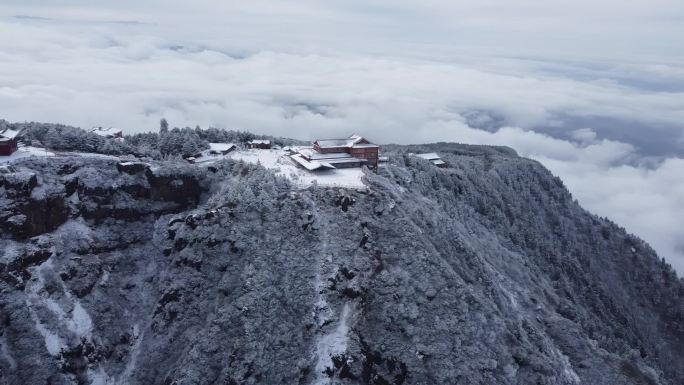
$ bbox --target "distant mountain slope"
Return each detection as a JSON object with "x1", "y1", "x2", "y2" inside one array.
[{"x1": 0, "y1": 142, "x2": 682, "y2": 385}]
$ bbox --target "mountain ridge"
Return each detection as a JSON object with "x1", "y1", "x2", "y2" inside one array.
[{"x1": 1, "y1": 139, "x2": 682, "y2": 385}]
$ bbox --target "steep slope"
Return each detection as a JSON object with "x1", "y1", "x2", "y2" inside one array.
[{"x1": 0, "y1": 144, "x2": 682, "y2": 385}]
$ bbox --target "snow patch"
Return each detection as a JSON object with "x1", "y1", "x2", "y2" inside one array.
[
  {"x1": 312, "y1": 303, "x2": 353, "y2": 384},
  {"x1": 560, "y1": 354, "x2": 581, "y2": 384},
  {"x1": 498, "y1": 283, "x2": 519, "y2": 310},
  {"x1": 69, "y1": 302, "x2": 94, "y2": 338},
  {"x1": 66, "y1": 151, "x2": 121, "y2": 160},
  {"x1": 67, "y1": 191, "x2": 80, "y2": 204},
  {"x1": 191, "y1": 153, "x2": 227, "y2": 164},
  {"x1": 30, "y1": 185, "x2": 48, "y2": 200},
  {"x1": 0, "y1": 145, "x2": 54, "y2": 164},
  {"x1": 25, "y1": 259, "x2": 65, "y2": 356},
  {"x1": 54, "y1": 218, "x2": 94, "y2": 242},
  {"x1": 98, "y1": 270, "x2": 110, "y2": 286},
  {"x1": 88, "y1": 365, "x2": 114, "y2": 385},
  {"x1": 550, "y1": 343, "x2": 581, "y2": 384},
  {"x1": 0, "y1": 242, "x2": 22, "y2": 264},
  {"x1": 30, "y1": 313, "x2": 64, "y2": 356},
  {"x1": 25, "y1": 256, "x2": 95, "y2": 358},
  {"x1": 208, "y1": 142, "x2": 236, "y2": 152}
]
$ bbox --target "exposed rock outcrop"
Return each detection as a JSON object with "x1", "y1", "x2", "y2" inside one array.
[{"x1": 0, "y1": 157, "x2": 204, "y2": 239}]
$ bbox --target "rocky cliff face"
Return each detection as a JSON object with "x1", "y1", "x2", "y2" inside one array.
[
  {"x1": 0, "y1": 145, "x2": 682, "y2": 385},
  {"x1": 0, "y1": 158, "x2": 202, "y2": 239}
]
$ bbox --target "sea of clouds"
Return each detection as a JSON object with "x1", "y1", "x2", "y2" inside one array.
[{"x1": 0, "y1": 1, "x2": 683, "y2": 271}]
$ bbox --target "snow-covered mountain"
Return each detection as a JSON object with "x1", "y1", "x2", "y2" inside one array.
[{"x1": 1, "y1": 139, "x2": 682, "y2": 385}]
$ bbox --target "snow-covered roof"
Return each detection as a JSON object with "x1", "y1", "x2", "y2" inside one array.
[
  {"x1": 0, "y1": 128, "x2": 21, "y2": 139},
  {"x1": 415, "y1": 153, "x2": 441, "y2": 161},
  {"x1": 296, "y1": 149, "x2": 367, "y2": 167},
  {"x1": 351, "y1": 143, "x2": 379, "y2": 148},
  {"x1": 248, "y1": 139, "x2": 271, "y2": 145},
  {"x1": 290, "y1": 154, "x2": 335, "y2": 171},
  {"x1": 432, "y1": 159, "x2": 446, "y2": 165},
  {"x1": 299, "y1": 148, "x2": 353, "y2": 160},
  {"x1": 315, "y1": 138, "x2": 353, "y2": 148},
  {"x1": 314, "y1": 134, "x2": 377, "y2": 149},
  {"x1": 90, "y1": 127, "x2": 122, "y2": 137},
  {"x1": 191, "y1": 147, "x2": 235, "y2": 163},
  {"x1": 208, "y1": 142, "x2": 236, "y2": 152}
]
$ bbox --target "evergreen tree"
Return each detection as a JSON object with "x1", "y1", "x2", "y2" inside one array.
[{"x1": 160, "y1": 118, "x2": 169, "y2": 135}]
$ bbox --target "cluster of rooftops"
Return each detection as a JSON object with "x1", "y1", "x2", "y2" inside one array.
[
  {"x1": 1, "y1": 127, "x2": 447, "y2": 171},
  {"x1": 190, "y1": 133, "x2": 447, "y2": 172},
  {"x1": 289, "y1": 134, "x2": 380, "y2": 171}
]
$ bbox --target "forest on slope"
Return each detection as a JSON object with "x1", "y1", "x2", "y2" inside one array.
[
  {"x1": 0, "y1": 124, "x2": 682, "y2": 385},
  {"x1": 1, "y1": 119, "x2": 300, "y2": 159}
]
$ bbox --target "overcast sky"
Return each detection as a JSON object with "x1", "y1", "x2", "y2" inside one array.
[{"x1": 1, "y1": 1, "x2": 683, "y2": 272}]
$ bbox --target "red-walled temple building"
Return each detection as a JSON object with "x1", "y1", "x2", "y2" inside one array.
[
  {"x1": 290, "y1": 134, "x2": 380, "y2": 171},
  {"x1": 0, "y1": 128, "x2": 21, "y2": 156}
]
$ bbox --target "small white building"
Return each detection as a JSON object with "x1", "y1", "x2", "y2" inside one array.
[
  {"x1": 187, "y1": 143, "x2": 236, "y2": 164},
  {"x1": 208, "y1": 142, "x2": 236, "y2": 155},
  {"x1": 415, "y1": 153, "x2": 447, "y2": 168},
  {"x1": 90, "y1": 127, "x2": 123, "y2": 139},
  {"x1": 247, "y1": 140, "x2": 271, "y2": 149}
]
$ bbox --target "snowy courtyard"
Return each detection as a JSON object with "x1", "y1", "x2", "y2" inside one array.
[{"x1": 228, "y1": 149, "x2": 367, "y2": 189}]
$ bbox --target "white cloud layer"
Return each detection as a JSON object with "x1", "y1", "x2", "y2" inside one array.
[{"x1": 0, "y1": 2, "x2": 682, "y2": 272}]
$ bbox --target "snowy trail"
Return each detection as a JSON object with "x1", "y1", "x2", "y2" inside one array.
[
  {"x1": 309, "y1": 203, "x2": 356, "y2": 385},
  {"x1": 313, "y1": 303, "x2": 353, "y2": 385}
]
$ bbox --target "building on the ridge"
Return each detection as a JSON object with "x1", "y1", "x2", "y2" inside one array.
[
  {"x1": 90, "y1": 126, "x2": 123, "y2": 139},
  {"x1": 247, "y1": 139, "x2": 271, "y2": 149},
  {"x1": 289, "y1": 153, "x2": 336, "y2": 171},
  {"x1": 312, "y1": 134, "x2": 379, "y2": 168},
  {"x1": 185, "y1": 143, "x2": 236, "y2": 164},
  {"x1": 289, "y1": 134, "x2": 380, "y2": 171},
  {"x1": 207, "y1": 142, "x2": 236, "y2": 155},
  {"x1": 414, "y1": 152, "x2": 447, "y2": 168},
  {"x1": 0, "y1": 128, "x2": 22, "y2": 156}
]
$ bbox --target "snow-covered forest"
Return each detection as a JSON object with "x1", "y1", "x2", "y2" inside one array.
[
  {"x1": 1, "y1": 123, "x2": 683, "y2": 385},
  {"x1": 1, "y1": 119, "x2": 301, "y2": 159}
]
